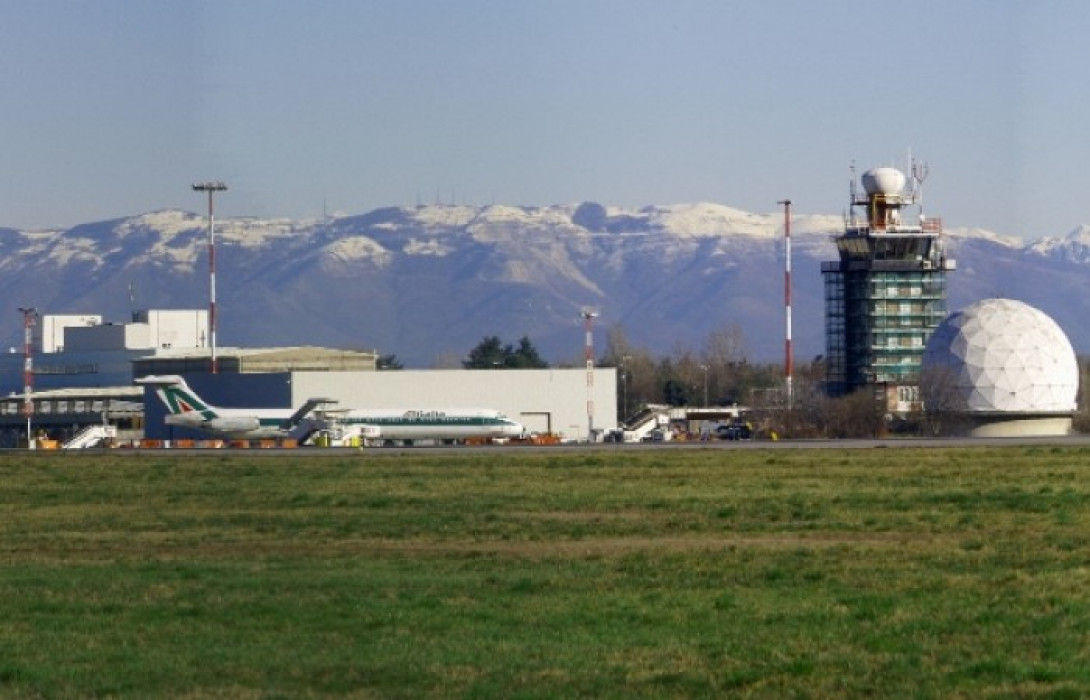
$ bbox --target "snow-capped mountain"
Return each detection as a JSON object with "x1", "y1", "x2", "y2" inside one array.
[
  {"x1": 1, "y1": 203, "x2": 1085, "y2": 367},
  {"x1": 1024, "y1": 225, "x2": 1090, "y2": 265}
]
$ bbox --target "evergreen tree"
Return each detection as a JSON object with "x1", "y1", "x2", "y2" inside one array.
[
  {"x1": 463, "y1": 335, "x2": 549, "y2": 369},
  {"x1": 509, "y1": 336, "x2": 549, "y2": 368},
  {"x1": 377, "y1": 353, "x2": 404, "y2": 370},
  {"x1": 663, "y1": 379, "x2": 689, "y2": 407},
  {"x1": 463, "y1": 336, "x2": 508, "y2": 369}
]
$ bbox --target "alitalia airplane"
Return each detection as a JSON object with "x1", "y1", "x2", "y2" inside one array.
[{"x1": 136, "y1": 374, "x2": 526, "y2": 443}]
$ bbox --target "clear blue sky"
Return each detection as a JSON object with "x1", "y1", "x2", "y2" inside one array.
[{"x1": 1, "y1": 0, "x2": 1086, "y2": 240}]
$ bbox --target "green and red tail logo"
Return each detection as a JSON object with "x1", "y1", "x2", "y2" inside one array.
[{"x1": 159, "y1": 385, "x2": 218, "y2": 421}]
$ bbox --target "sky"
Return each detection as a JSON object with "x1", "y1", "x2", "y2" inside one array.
[{"x1": 1, "y1": 0, "x2": 1088, "y2": 240}]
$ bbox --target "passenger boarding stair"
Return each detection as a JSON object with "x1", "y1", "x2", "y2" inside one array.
[
  {"x1": 280, "y1": 398, "x2": 342, "y2": 444},
  {"x1": 62, "y1": 424, "x2": 118, "y2": 449},
  {"x1": 287, "y1": 403, "x2": 382, "y2": 446},
  {"x1": 621, "y1": 404, "x2": 670, "y2": 442}
]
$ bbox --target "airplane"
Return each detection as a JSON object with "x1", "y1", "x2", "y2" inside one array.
[
  {"x1": 135, "y1": 374, "x2": 526, "y2": 443},
  {"x1": 135, "y1": 374, "x2": 348, "y2": 440}
]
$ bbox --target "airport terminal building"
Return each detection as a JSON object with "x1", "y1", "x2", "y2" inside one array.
[{"x1": 0, "y1": 309, "x2": 617, "y2": 445}]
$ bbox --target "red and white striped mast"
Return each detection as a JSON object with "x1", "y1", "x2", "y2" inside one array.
[
  {"x1": 192, "y1": 181, "x2": 228, "y2": 374},
  {"x1": 18, "y1": 307, "x2": 37, "y2": 448},
  {"x1": 581, "y1": 308, "x2": 598, "y2": 442},
  {"x1": 778, "y1": 199, "x2": 794, "y2": 409}
]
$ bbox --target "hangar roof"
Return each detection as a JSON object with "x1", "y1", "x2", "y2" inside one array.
[{"x1": 132, "y1": 346, "x2": 379, "y2": 374}]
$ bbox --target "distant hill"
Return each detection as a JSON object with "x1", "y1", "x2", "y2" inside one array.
[{"x1": 2, "y1": 203, "x2": 1086, "y2": 367}]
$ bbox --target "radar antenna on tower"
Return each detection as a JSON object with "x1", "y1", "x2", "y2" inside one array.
[
  {"x1": 911, "y1": 159, "x2": 929, "y2": 215},
  {"x1": 912, "y1": 159, "x2": 929, "y2": 184},
  {"x1": 848, "y1": 161, "x2": 858, "y2": 227}
]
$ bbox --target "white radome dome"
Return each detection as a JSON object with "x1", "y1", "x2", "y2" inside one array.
[
  {"x1": 922, "y1": 299, "x2": 1078, "y2": 414},
  {"x1": 861, "y1": 167, "x2": 906, "y2": 197}
]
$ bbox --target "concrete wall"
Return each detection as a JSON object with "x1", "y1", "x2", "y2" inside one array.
[
  {"x1": 39, "y1": 309, "x2": 206, "y2": 354},
  {"x1": 41, "y1": 315, "x2": 102, "y2": 353},
  {"x1": 66, "y1": 323, "x2": 150, "y2": 352},
  {"x1": 135, "y1": 309, "x2": 208, "y2": 350},
  {"x1": 966, "y1": 415, "x2": 1074, "y2": 438},
  {"x1": 0, "y1": 348, "x2": 151, "y2": 394}
]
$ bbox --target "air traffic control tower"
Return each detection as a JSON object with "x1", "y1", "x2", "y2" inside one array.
[{"x1": 821, "y1": 163, "x2": 956, "y2": 409}]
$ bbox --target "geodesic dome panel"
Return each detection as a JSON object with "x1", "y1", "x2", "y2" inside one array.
[{"x1": 921, "y1": 298, "x2": 1078, "y2": 413}]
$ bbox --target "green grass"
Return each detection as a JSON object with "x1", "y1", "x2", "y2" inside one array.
[{"x1": 0, "y1": 446, "x2": 1088, "y2": 698}]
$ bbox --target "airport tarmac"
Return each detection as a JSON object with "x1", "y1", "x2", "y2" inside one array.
[{"x1": 23, "y1": 432, "x2": 1090, "y2": 457}]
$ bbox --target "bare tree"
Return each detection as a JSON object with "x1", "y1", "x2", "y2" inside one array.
[
  {"x1": 670, "y1": 341, "x2": 704, "y2": 405},
  {"x1": 702, "y1": 323, "x2": 749, "y2": 367},
  {"x1": 430, "y1": 350, "x2": 463, "y2": 369},
  {"x1": 700, "y1": 323, "x2": 751, "y2": 405},
  {"x1": 918, "y1": 364, "x2": 969, "y2": 436},
  {"x1": 819, "y1": 389, "x2": 886, "y2": 438},
  {"x1": 602, "y1": 323, "x2": 636, "y2": 365},
  {"x1": 1073, "y1": 356, "x2": 1090, "y2": 433}
]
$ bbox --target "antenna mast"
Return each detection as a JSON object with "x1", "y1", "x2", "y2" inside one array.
[
  {"x1": 778, "y1": 200, "x2": 794, "y2": 411},
  {"x1": 911, "y1": 159, "x2": 929, "y2": 216}
]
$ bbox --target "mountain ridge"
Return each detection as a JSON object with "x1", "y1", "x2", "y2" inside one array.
[{"x1": 2, "y1": 203, "x2": 1086, "y2": 368}]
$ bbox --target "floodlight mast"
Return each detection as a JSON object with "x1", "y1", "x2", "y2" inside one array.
[
  {"x1": 18, "y1": 307, "x2": 37, "y2": 448},
  {"x1": 620, "y1": 354, "x2": 632, "y2": 421},
  {"x1": 192, "y1": 181, "x2": 228, "y2": 374},
  {"x1": 581, "y1": 309, "x2": 598, "y2": 442}
]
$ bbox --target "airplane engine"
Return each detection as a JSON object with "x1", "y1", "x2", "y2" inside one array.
[{"x1": 207, "y1": 416, "x2": 262, "y2": 433}]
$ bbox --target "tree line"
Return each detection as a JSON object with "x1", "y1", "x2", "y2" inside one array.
[{"x1": 385, "y1": 326, "x2": 1090, "y2": 439}]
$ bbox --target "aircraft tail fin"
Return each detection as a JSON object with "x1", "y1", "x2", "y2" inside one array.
[{"x1": 134, "y1": 375, "x2": 219, "y2": 421}]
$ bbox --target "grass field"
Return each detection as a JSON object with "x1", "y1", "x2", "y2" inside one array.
[{"x1": 0, "y1": 446, "x2": 1088, "y2": 698}]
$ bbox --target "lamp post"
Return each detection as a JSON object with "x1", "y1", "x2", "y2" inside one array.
[
  {"x1": 192, "y1": 181, "x2": 228, "y2": 373},
  {"x1": 700, "y1": 364, "x2": 709, "y2": 407},
  {"x1": 18, "y1": 307, "x2": 37, "y2": 448},
  {"x1": 581, "y1": 309, "x2": 598, "y2": 442},
  {"x1": 620, "y1": 354, "x2": 632, "y2": 423}
]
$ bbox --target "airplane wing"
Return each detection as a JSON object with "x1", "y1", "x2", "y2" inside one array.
[{"x1": 281, "y1": 397, "x2": 338, "y2": 430}]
